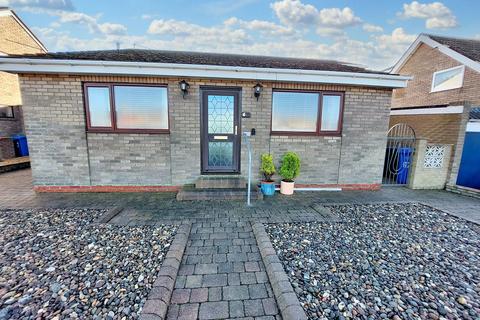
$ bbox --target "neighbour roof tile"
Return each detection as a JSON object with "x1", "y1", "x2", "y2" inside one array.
[
  {"x1": 6, "y1": 49, "x2": 387, "y2": 74},
  {"x1": 428, "y1": 34, "x2": 480, "y2": 62}
]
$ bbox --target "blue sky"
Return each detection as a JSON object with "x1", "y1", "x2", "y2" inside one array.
[{"x1": 2, "y1": 0, "x2": 479, "y2": 69}]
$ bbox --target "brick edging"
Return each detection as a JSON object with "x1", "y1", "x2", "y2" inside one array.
[
  {"x1": 140, "y1": 223, "x2": 191, "y2": 319},
  {"x1": 252, "y1": 222, "x2": 308, "y2": 320}
]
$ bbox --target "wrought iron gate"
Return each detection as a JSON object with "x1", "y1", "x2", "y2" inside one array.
[{"x1": 382, "y1": 123, "x2": 416, "y2": 185}]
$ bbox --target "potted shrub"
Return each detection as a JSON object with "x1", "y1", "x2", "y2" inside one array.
[
  {"x1": 279, "y1": 152, "x2": 300, "y2": 195},
  {"x1": 260, "y1": 153, "x2": 276, "y2": 196}
]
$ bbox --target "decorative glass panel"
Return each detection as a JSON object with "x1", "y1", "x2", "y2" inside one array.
[
  {"x1": 432, "y1": 66, "x2": 464, "y2": 92},
  {"x1": 114, "y1": 86, "x2": 168, "y2": 129},
  {"x1": 87, "y1": 87, "x2": 111, "y2": 127},
  {"x1": 208, "y1": 95, "x2": 234, "y2": 134},
  {"x1": 424, "y1": 145, "x2": 446, "y2": 168},
  {"x1": 321, "y1": 95, "x2": 341, "y2": 131},
  {"x1": 272, "y1": 92, "x2": 318, "y2": 132},
  {"x1": 208, "y1": 142, "x2": 233, "y2": 167},
  {"x1": 0, "y1": 106, "x2": 14, "y2": 118}
]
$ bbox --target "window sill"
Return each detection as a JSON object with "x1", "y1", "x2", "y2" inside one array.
[
  {"x1": 430, "y1": 87, "x2": 462, "y2": 93},
  {"x1": 270, "y1": 131, "x2": 342, "y2": 137}
]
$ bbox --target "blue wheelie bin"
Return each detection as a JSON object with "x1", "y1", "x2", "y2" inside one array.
[
  {"x1": 396, "y1": 147, "x2": 412, "y2": 184},
  {"x1": 11, "y1": 134, "x2": 29, "y2": 157}
]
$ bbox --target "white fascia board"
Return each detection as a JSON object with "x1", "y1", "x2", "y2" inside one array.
[
  {"x1": 0, "y1": 58, "x2": 411, "y2": 88},
  {"x1": 392, "y1": 34, "x2": 480, "y2": 74},
  {"x1": 390, "y1": 105, "x2": 464, "y2": 116}
]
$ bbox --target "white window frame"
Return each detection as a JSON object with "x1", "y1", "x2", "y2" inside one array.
[{"x1": 430, "y1": 65, "x2": 465, "y2": 93}]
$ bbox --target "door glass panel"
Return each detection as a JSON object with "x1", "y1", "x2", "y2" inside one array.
[
  {"x1": 208, "y1": 142, "x2": 233, "y2": 167},
  {"x1": 208, "y1": 95, "x2": 234, "y2": 134}
]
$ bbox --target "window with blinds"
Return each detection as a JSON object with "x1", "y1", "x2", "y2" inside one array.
[
  {"x1": 84, "y1": 83, "x2": 169, "y2": 132},
  {"x1": 271, "y1": 90, "x2": 344, "y2": 135}
]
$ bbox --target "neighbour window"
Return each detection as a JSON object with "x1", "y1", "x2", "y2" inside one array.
[
  {"x1": 0, "y1": 106, "x2": 14, "y2": 119},
  {"x1": 84, "y1": 83, "x2": 169, "y2": 132},
  {"x1": 271, "y1": 90, "x2": 343, "y2": 135},
  {"x1": 431, "y1": 65, "x2": 464, "y2": 93}
]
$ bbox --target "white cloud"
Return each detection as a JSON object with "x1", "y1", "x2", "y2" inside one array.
[
  {"x1": 317, "y1": 7, "x2": 361, "y2": 28},
  {"x1": 399, "y1": 1, "x2": 457, "y2": 29},
  {"x1": 271, "y1": 0, "x2": 318, "y2": 26},
  {"x1": 98, "y1": 22, "x2": 127, "y2": 35},
  {"x1": 0, "y1": 0, "x2": 73, "y2": 10},
  {"x1": 270, "y1": 0, "x2": 361, "y2": 36},
  {"x1": 363, "y1": 23, "x2": 383, "y2": 33},
  {"x1": 36, "y1": 10, "x2": 127, "y2": 35},
  {"x1": 224, "y1": 17, "x2": 296, "y2": 37},
  {"x1": 373, "y1": 27, "x2": 417, "y2": 64},
  {"x1": 148, "y1": 19, "x2": 249, "y2": 45}
]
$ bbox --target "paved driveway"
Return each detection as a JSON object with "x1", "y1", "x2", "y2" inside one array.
[
  {"x1": 2, "y1": 169, "x2": 479, "y2": 319},
  {"x1": 1, "y1": 169, "x2": 479, "y2": 225}
]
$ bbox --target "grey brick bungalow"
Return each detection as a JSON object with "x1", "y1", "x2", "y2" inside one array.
[{"x1": 0, "y1": 50, "x2": 409, "y2": 192}]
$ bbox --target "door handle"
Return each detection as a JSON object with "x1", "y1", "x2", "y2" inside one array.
[{"x1": 235, "y1": 125, "x2": 238, "y2": 135}]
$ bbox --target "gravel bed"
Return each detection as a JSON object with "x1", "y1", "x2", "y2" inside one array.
[
  {"x1": 266, "y1": 203, "x2": 480, "y2": 320},
  {"x1": 0, "y1": 208, "x2": 177, "y2": 319}
]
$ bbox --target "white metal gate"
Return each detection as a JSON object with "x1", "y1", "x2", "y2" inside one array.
[{"x1": 382, "y1": 123, "x2": 416, "y2": 185}]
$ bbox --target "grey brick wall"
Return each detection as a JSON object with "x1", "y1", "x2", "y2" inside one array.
[
  {"x1": 338, "y1": 89, "x2": 392, "y2": 184},
  {"x1": 269, "y1": 136, "x2": 341, "y2": 184},
  {"x1": 19, "y1": 74, "x2": 392, "y2": 187},
  {"x1": 19, "y1": 75, "x2": 90, "y2": 186},
  {"x1": 87, "y1": 133, "x2": 171, "y2": 185}
]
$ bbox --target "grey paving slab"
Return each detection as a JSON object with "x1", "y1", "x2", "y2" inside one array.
[{"x1": 168, "y1": 220, "x2": 281, "y2": 319}]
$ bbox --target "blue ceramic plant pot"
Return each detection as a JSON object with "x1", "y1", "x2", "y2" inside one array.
[{"x1": 260, "y1": 181, "x2": 276, "y2": 196}]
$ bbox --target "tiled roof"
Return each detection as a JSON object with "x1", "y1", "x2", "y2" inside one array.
[
  {"x1": 6, "y1": 49, "x2": 386, "y2": 74},
  {"x1": 428, "y1": 34, "x2": 480, "y2": 62}
]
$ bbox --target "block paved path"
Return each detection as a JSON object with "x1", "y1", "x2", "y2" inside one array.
[{"x1": 166, "y1": 220, "x2": 280, "y2": 320}]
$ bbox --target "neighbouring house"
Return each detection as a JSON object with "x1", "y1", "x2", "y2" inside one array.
[
  {"x1": 0, "y1": 7, "x2": 47, "y2": 162},
  {"x1": 0, "y1": 49, "x2": 409, "y2": 193},
  {"x1": 390, "y1": 34, "x2": 480, "y2": 193}
]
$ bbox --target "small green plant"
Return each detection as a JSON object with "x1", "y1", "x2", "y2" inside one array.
[
  {"x1": 279, "y1": 152, "x2": 300, "y2": 182},
  {"x1": 260, "y1": 153, "x2": 276, "y2": 182}
]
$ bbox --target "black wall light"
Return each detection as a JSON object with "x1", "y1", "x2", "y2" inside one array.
[
  {"x1": 179, "y1": 80, "x2": 190, "y2": 99},
  {"x1": 253, "y1": 83, "x2": 263, "y2": 101}
]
